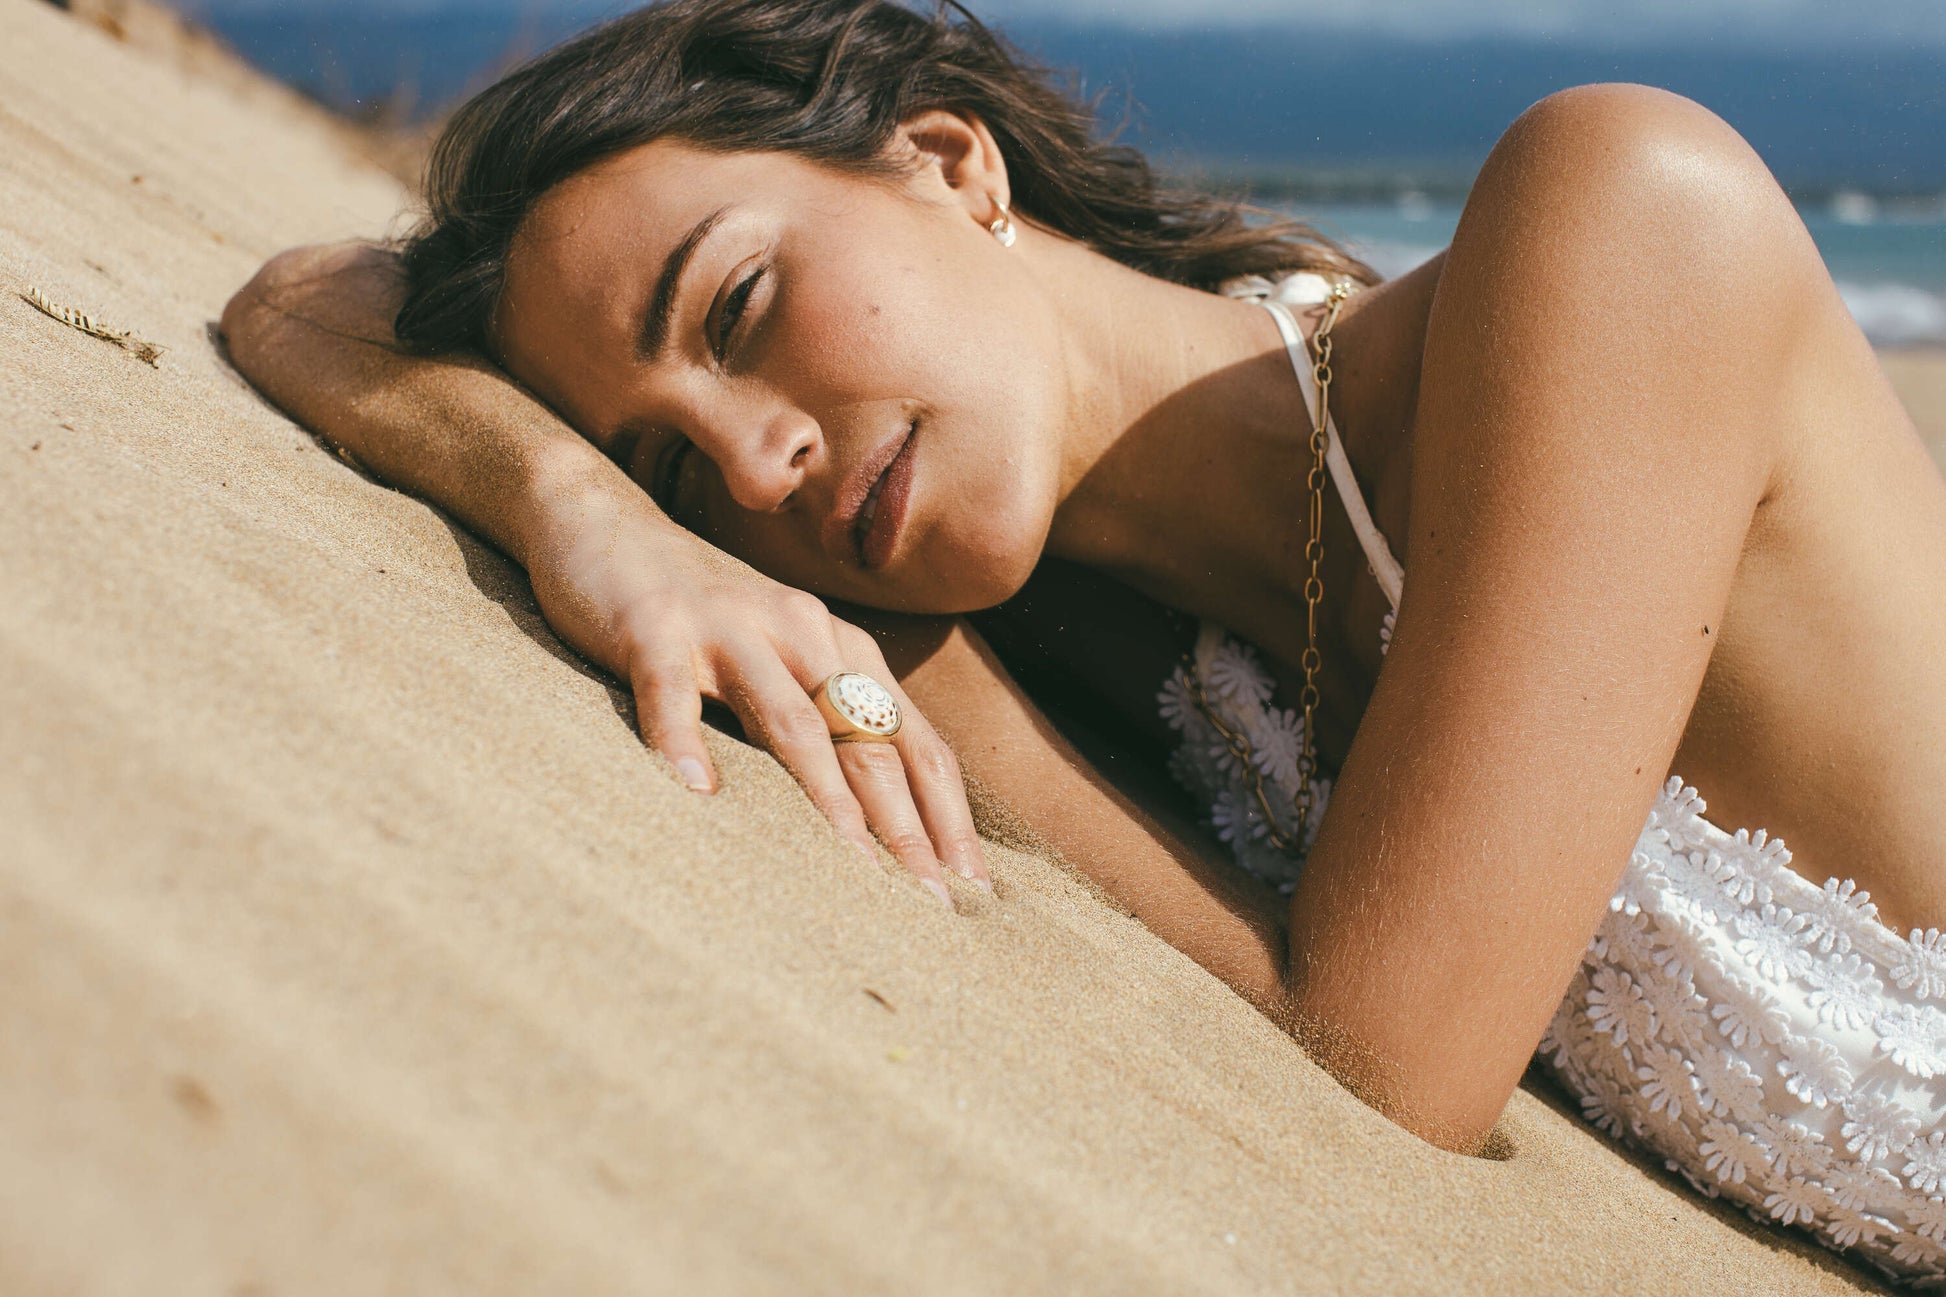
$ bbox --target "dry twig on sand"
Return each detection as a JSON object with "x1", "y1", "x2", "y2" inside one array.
[{"x1": 20, "y1": 285, "x2": 164, "y2": 367}]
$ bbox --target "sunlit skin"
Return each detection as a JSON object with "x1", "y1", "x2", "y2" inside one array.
[
  {"x1": 492, "y1": 88, "x2": 1946, "y2": 1148},
  {"x1": 230, "y1": 83, "x2": 1946, "y2": 1153},
  {"x1": 493, "y1": 113, "x2": 1341, "y2": 625}
]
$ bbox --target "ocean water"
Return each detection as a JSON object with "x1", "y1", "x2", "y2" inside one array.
[
  {"x1": 182, "y1": 4, "x2": 1945, "y2": 345},
  {"x1": 1295, "y1": 200, "x2": 1946, "y2": 347}
]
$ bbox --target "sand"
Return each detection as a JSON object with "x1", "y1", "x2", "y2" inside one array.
[
  {"x1": 1884, "y1": 349, "x2": 1946, "y2": 464},
  {"x1": 3, "y1": 2, "x2": 1940, "y2": 1292}
]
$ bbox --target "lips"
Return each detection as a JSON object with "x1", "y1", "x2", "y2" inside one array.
[
  {"x1": 857, "y1": 426, "x2": 917, "y2": 570},
  {"x1": 827, "y1": 418, "x2": 917, "y2": 570}
]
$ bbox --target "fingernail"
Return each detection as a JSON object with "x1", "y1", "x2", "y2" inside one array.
[
  {"x1": 921, "y1": 878, "x2": 955, "y2": 911},
  {"x1": 676, "y1": 757, "x2": 711, "y2": 792},
  {"x1": 854, "y1": 841, "x2": 879, "y2": 866},
  {"x1": 953, "y1": 861, "x2": 993, "y2": 891}
]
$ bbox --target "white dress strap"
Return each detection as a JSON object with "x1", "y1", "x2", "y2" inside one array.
[{"x1": 1257, "y1": 296, "x2": 1405, "y2": 614}]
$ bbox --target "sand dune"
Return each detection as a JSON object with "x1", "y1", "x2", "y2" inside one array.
[{"x1": 4, "y1": 1, "x2": 1935, "y2": 1291}]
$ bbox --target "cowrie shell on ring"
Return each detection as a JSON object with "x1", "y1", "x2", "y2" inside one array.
[{"x1": 816, "y1": 671, "x2": 902, "y2": 742}]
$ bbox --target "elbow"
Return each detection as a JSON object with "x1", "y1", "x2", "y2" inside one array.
[
  {"x1": 221, "y1": 246, "x2": 307, "y2": 375},
  {"x1": 220, "y1": 241, "x2": 393, "y2": 375}
]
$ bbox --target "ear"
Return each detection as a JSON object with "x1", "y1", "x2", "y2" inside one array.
[{"x1": 890, "y1": 109, "x2": 1010, "y2": 225}]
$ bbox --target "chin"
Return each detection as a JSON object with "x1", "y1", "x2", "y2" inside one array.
[{"x1": 923, "y1": 525, "x2": 1049, "y2": 614}]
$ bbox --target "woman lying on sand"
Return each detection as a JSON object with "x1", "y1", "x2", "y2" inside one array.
[{"x1": 223, "y1": 0, "x2": 1946, "y2": 1281}]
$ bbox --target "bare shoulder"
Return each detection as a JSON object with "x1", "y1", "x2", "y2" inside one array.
[
  {"x1": 1473, "y1": 82, "x2": 1783, "y2": 209},
  {"x1": 1418, "y1": 82, "x2": 1834, "y2": 477}
]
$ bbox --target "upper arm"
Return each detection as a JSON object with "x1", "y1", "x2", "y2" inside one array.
[{"x1": 1279, "y1": 84, "x2": 1821, "y2": 1152}]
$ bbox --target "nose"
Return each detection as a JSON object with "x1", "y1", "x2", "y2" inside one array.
[{"x1": 694, "y1": 395, "x2": 820, "y2": 514}]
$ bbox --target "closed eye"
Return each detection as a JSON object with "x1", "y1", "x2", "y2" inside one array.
[{"x1": 711, "y1": 265, "x2": 766, "y2": 364}]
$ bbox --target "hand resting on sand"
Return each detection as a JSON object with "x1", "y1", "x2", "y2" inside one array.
[{"x1": 221, "y1": 242, "x2": 989, "y2": 908}]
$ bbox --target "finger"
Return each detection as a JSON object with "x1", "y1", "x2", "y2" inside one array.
[
  {"x1": 828, "y1": 632, "x2": 987, "y2": 887},
  {"x1": 772, "y1": 615, "x2": 957, "y2": 910},
  {"x1": 832, "y1": 737, "x2": 957, "y2": 910},
  {"x1": 628, "y1": 649, "x2": 715, "y2": 794},
  {"x1": 888, "y1": 708, "x2": 989, "y2": 889},
  {"x1": 719, "y1": 648, "x2": 881, "y2": 863}
]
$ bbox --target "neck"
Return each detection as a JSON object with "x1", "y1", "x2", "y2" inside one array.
[{"x1": 1036, "y1": 242, "x2": 1427, "y2": 632}]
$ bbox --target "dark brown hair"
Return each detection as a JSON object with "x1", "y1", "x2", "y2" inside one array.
[{"x1": 394, "y1": 0, "x2": 1376, "y2": 355}]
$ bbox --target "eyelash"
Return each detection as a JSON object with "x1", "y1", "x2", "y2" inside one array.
[
  {"x1": 711, "y1": 265, "x2": 766, "y2": 364},
  {"x1": 654, "y1": 263, "x2": 766, "y2": 517}
]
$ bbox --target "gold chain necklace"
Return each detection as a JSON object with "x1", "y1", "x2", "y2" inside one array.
[{"x1": 1179, "y1": 275, "x2": 1353, "y2": 854}]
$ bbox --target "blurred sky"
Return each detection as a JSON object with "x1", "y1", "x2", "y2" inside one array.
[
  {"x1": 172, "y1": 0, "x2": 1945, "y2": 340},
  {"x1": 180, "y1": 0, "x2": 1946, "y2": 46}
]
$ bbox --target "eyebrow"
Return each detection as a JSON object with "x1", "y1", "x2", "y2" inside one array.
[{"x1": 636, "y1": 205, "x2": 729, "y2": 363}]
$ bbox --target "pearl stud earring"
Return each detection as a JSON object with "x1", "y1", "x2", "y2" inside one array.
[{"x1": 988, "y1": 197, "x2": 1016, "y2": 248}]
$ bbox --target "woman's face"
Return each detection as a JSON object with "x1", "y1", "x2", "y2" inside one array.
[{"x1": 493, "y1": 129, "x2": 1070, "y2": 613}]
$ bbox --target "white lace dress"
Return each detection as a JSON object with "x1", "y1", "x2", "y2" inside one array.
[{"x1": 1160, "y1": 271, "x2": 1946, "y2": 1288}]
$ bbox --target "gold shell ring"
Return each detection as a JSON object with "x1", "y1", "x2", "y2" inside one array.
[{"x1": 814, "y1": 671, "x2": 903, "y2": 743}]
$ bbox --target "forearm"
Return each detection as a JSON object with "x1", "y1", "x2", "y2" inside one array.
[
  {"x1": 870, "y1": 614, "x2": 1290, "y2": 1014},
  {"x1": 220, "y1": 241, "x2": 639, "y2": 571}
]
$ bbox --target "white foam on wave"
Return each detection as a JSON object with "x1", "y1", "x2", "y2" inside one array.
[
  {"x1": 1344, "y1": 239, "x2": 1946, "y2": 349},
  {"x1": 1837, "y1": 282, "x2": 1946, "y2": 347}
]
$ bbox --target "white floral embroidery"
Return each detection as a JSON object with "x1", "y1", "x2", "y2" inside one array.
[
  {"x1": 1586, "y1": 965, "x2": 1657, "y2": 1049},
  {"x1": 1802, "y1": 876, "x2": 1879, "y2": 955},
  {"x1": 1593, "y1": 908, "x2": 1666, "y2": 976},
  {"x1": 1209, "y1": 785, "x2": 1263, "y2": 846},
  {"x1": 1907, "y1": 1133, "x2": 1946, "y2": 1195},
  {"x1": 1896, "y1": 930, "x2": 1946, "y2": 1002},
  {"x1": 1827, "y1": 1160, "x2": 1906, "y2": 1211},
  {"x1": 1652, "y1": 777, "x2": 1707, "y2": 841},
  {"x1": 1709, "y1": 979, "x2": 1791, "y2": 1051},
  {"x1": 1827, "y1": 1202, "x2": 1898, "y2": 1250},
  {"x1": 1249, "y1": 707, "x2": 1303, "y2": 787},
  {"x1": 1691, "y1": 1045, "x2": 1767, "y2": 1123},
  {"x1": 1205, "y1": 734, "x2": 1246, "y2": 781},
  {"x1": 1756, "y1": 1114, "x2": 1836, "y2": 1180},
  {"x1": 1764, "y1": 1176, "x2": 1826, "y2": 1228},
  {"x1": 1806, "y1": 950, "x2": 1888, "y2": 1031},
  {"x1": 1777, "y1": 1035, "x2": 1856, "y2": 1109},
  {"x1": 1733, "y1": 904, "x2": 1815, "y2": 983},
  {"x1": 1203, "y1": 639, "x2": 1273, "y2": 710},
  {"x1": 1717, "y1": 827, "x2": 1789, "y2": 908},
  {"x1": 1911, "y1": 1196, "x2": 1946, "y2": 1242},
  {"x1": 1649, "y1": 970, "x2": 1714, "y2": 1055},
  {"x1": 1892, "y1": 1234, "x2": 1946, "y2": 1269},
  {"x1": 1878, "y1": 1003, "x2": 1946, "y2": 1080},
  {"x1": 1841, "y1": 1089, "x2": 1924, "y2": 1164},
  {"x1": 1699, "y1": 1118, "x2": 1772, "y2": 1185},
  {"x1": 1576, "y1": 1068, "x2": 1637, "y2": 1140},
  {"x1": 1666, "y1": 1155, "x2": 1722, "y2": 1200},
  {"x1": 1155, "y1": 668, "x2": 1203, "y2": 732},
  {"x1": 1635, "y1": 1043, "x2": 1695, "y2": 1122},
  {"x1": 1609, "y1": 850, "x2": 1659, "y2": 920},
  {"x1": 1665, "y1": 847, "x2": 1743, "y2": 925}
]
